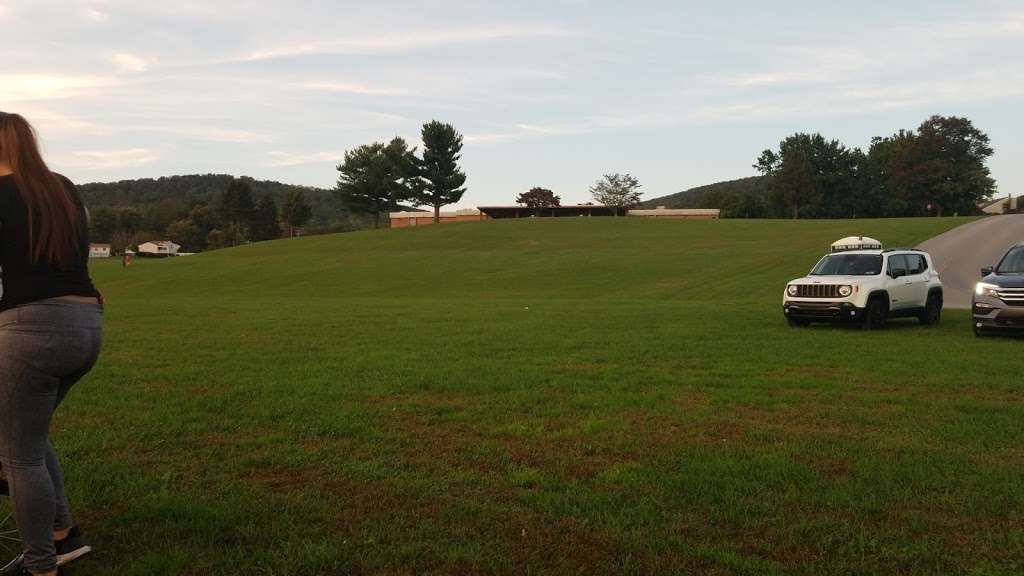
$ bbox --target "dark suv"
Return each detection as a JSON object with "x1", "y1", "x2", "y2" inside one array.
[{"x1": 973, "y1": 242, "x2": 1024, "y2": 336}]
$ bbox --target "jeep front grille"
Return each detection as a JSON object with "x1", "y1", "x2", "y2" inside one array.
[
  {"x1": 795, "y1": 284, "x2": 841, "y2": 298},
  {"x1": 787, "y1": 301, "x2": 842, "y2": 317},
  {"x1": 997, "y1": 287, "x2": 1024, "y2": 306}
]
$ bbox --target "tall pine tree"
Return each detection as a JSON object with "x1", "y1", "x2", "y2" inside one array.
[
  {"x1": 250, "y1": 194, "x2": 281, "y2": 241},
  {"x1": 218, "y1": 179, "x2": 256, "y2": 245},
  {"x1": 416, "y1": 120, "x2": 467, "y2": 223}
]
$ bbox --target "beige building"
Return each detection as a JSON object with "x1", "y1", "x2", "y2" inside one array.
[
  {"x1": 980, "y1": 196, "x2": 1020, "y2": 215},
  {"x1": 627, "y1": 206, "x2": 721, "y2": 219},
  {"x1": 137, "y1": 240, "x2": 181, "y2": 257},
  {"x1": 389, "y1": 209, "x2": 488, "y2": 228}
]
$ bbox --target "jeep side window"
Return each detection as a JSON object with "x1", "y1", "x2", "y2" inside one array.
[
  {"x1": 888, "y1": 255, "x2": 908, "y2": 277},
  {"x1": 906, "y1": 254, "x2": 925, "y2": 275}
]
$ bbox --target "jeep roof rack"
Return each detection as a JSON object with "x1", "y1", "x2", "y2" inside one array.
[
  {"x1": 882, "y1": 247, "x2": 925, "y2": 253},
  {"x1": 831, "y1": 236, "x2": 883, "y2": 253}
]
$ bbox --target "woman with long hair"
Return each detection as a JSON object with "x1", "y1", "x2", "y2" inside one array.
[{"x1": 0, "y1": 112, "x2": 100, "y2": 576}]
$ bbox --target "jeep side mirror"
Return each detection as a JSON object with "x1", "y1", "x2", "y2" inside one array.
[
  {"x1": 981, "y1": 266, "x2": 993, "y2": 276},
  {"x1": 890, "y1": 269, "x2": 906, "y2": 279}
]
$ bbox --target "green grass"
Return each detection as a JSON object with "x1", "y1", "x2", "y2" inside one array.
[{"x1": 52, "y1": 217, "x2": 1022, "y2": 575}]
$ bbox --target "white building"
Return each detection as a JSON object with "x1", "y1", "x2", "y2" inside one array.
[
  {"x1": 89, "y1": 243, "x2": 111, "y2": 258},
  {"x1": 627, "y1": 206, "x2": 721, "y2": 219},
  {"x1": 137, "y1": 240, "x2": 181, "y2": 257}
]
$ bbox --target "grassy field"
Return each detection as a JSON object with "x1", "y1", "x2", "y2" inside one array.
[{"x1": 50, "y1": 217, "x2": 1022, "y2": 575}]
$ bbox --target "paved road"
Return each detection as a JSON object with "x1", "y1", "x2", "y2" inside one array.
[{"x1": 917, "y1": 214, "x2": 1024, "y2": 309}]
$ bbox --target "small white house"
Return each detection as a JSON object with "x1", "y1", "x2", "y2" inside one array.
[
  {"x1": 137, "y1": 240, "x2": 181, "y2": 257},
  {"x1": 89, "y1": 243, "x2": 111, "y2": 258}
]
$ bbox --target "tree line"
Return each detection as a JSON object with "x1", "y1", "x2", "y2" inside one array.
[
  {"x1": 755, "y1": 115, "x2": 996, "y2": 219},
  {"x1": 81, "y1": 174, "x2": 378, "y2": 254},
  {"x1": 88, "y1": 180, "x2": 314, "y2": 254}
]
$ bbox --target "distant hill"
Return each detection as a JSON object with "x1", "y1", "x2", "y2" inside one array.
[
  {"x1": 642, "y1": 176, "x2": 772, "y2": 218},
  {"x1": 78, "y1": 174, "x2": 360, "y2": 234}
]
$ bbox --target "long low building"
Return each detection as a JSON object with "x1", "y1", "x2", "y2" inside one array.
[
  {"x1": 628, "y1": 206, "x2": 721, "y2": 219},
  {"x1": 390, "y1": 209, "x2": 488, "y2": 228},
  {"x1": 478, "y1": 205, "x2": 618, "y2": 219},
  {"x1": 390, "y1": 205, "x2": 721, "y2": 227}
]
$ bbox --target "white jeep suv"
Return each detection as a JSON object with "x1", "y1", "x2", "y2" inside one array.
[{"x1": 782, "y1": 237, "x2": 943, "y2": 329}]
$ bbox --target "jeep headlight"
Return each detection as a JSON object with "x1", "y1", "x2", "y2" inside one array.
[
  {"x1": 787, "y1": 285, "x2": 798, "y2": 296},
  {"x1": 975, "y1": 282, "x2": 999, "y2": 297},
  {"x1": 838, "y1": 285, "x2": 853, "y2": 297}
]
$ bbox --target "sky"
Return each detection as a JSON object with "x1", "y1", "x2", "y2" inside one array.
[{"x1": 1, "y1": 0, "x2": 1022, "y2": 208}]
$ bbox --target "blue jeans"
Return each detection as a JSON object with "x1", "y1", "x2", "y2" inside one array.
[{"x1": 0, "y1": 299, "x2": 102, "y2": 572}]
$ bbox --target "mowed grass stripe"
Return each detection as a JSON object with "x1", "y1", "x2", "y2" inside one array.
[{"x1": 53, "y1": 217, "x2": 1023, "y2": 575}]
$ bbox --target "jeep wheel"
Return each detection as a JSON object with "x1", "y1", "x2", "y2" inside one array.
[
  {"x1": 862, "y1": 298, "x2": 887, "y2": 330},
  {"x1": 919, "y1": 293, "x2": 942, "y2": 325},
  {"x1": 787, "y1": 317, "x2": 810, "y2": 328}
]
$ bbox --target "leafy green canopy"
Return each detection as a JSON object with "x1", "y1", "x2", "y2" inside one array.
[
  {"x1": 516, "y1": 187, "x2": 561, "y2": 214},
  {"x1": 755, "y1": 115, "x2": 996, "y2": 219},
  {"x1": 590, "y1": 173, "x2": 642, "y2": 216},
  {"x1": 279, "y1": 189, "x2": 313, "y2": 237}
]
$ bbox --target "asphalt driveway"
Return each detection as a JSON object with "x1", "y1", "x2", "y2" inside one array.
[{"x1": 917, "y1": 214, "x2": 1024, "y2": 309}]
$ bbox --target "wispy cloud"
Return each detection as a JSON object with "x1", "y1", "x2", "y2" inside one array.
[
  {"x1": 80, "y1": 6, "x2": 109, "y2": 23},
  {"x1": 241, "y1": 25, "x2": 581, "y2": 61},
  {"x1": 702, "y1": 72, "x2": 818, "y2": 88},
  {"x1": 300, "y1": 81, "x2": 407, "y2": 96},
  {"x1": 465, "y1": 122, "x2": 585, "y2": 144},
  {"x1": 16, "y1": 107, "x2": 115, "y2": 136},
  {"x1": 17, "y1": 108, "x2": 274, "y2": 144},
  {"x1": 267, "y1": 150, "x2": 344, "y2": 167},
  {"x1": 0, "y1": 73, "x2": 115, "y2": 101},
  {"x1": 112, "y1": 53, "x2": 149, "y2": 73},
  {"x1": 58, "y1": 148, "x2": 159, "y2": 170}
]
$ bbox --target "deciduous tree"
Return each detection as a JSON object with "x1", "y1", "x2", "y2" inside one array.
[
  {"x1": 280, "y1": 189, "x2": 312, "y2": 237},
  {"x1": 771, "y1": 147, "x2": 818, "y2": 219},
  {"x1": 88, "y1": 206, "x2": 118, "y2": 242},
  {"x1": 166, "y1": 219, "x2": 203, "y2": 252},
  {"x1": 589, "y1": 173, "x2": 642, "y2": 216},
  {"x1": 755, "y1": 133, "x2": 860, "y2": 218},
  {"x1": 516, "y1": 187, "x2": 561, "y2": 215},
  {"x1": 909, "y1": 115, "x2": 995, "y2": 216}
]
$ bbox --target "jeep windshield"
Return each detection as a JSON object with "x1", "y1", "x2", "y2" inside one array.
[
  {"x1": 996, "y1": 246, "x2": 1024, "y2": 275},
  {"x1": 810, "y1": 254, "x2": 883, "y2": 276}
]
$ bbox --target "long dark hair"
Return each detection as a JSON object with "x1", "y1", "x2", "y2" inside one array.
[{"x1": 0, "y1": 112, "x2": 82, "y2": 265}]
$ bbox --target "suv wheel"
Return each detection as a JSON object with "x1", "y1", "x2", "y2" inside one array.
[
  {"x1": 863, "y1": 297, "x2": 888, "y2": 330},
  {"x1": 919, "y1": 293, "x2": 942, "y2": 325},
  {"x1": 973, "y1": 323, "x2": 986, "y2": 338}
]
